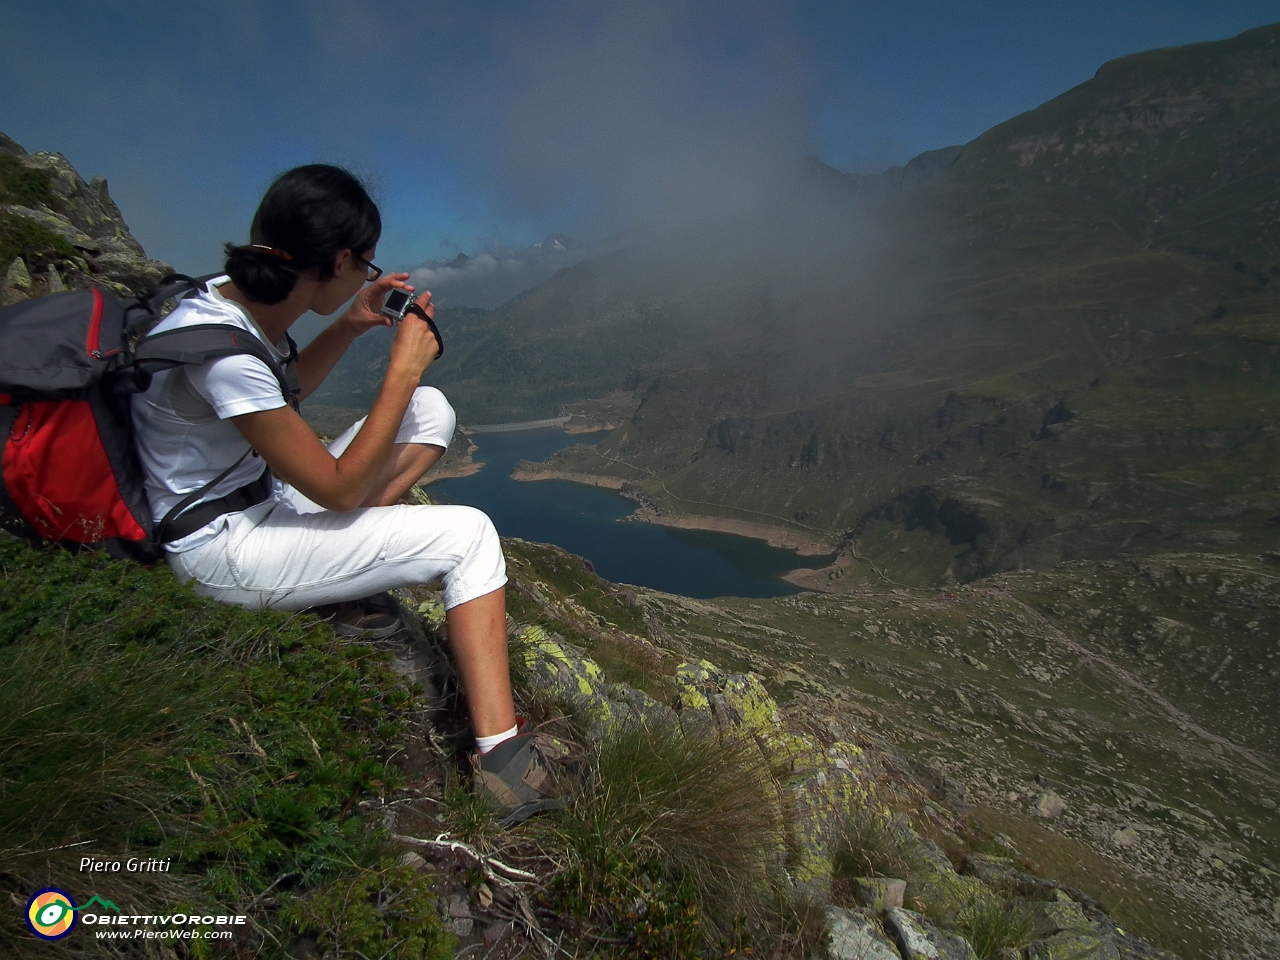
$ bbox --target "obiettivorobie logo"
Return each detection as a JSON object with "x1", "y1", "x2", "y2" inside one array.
[
  {"x1": 25, "y1": 889, "x2": 117, "y2": 941},
  {"x1": 26, "y1": 890, "x2": 122, "y2": 940},
  {"x1": 25, "y1": 887, "x2": 245, "y2": 943}
]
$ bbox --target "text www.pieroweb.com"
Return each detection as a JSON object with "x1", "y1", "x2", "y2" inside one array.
[
  {"x1": 96, "y1": 928, "x2": 233, "y2": 940},
  {"x1": 84, "y1": 913, "x2": 246, "y2": 941}
]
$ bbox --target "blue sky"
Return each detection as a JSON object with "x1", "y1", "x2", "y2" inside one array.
[{"x1": 2, "y1": 1, "x2": 1276, "y2": 277}]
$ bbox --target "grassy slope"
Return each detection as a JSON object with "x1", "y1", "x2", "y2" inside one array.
[{"x1": 0, "y1": 538, "x2": 452, "y2": 959}]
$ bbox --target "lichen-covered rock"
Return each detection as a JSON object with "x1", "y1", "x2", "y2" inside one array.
[
  {"x1": 673, "y1": 660, "x2": 779, "y2": 737},
  {"x1": 892, "y1": 830, "x2": 996, "y2": 918},
  {"x1": 825, "y1": 906, "x2": 901, "y2": 960},
  {"x1": 515, "y1": 626, "x2": 675, "y2": 739},
  {"x1": 1025, "y1": 929, "x2": 1121, "y2": 960},
  {"x1": 602, "y1": 680, "x2": 677, "y2": 731},
  {"x1": 2, "y1": 256, "x2": 33, "y2": 307},
  {"x1": 1, "y1": 202, "x2": 99, "y2": 250},
  {"x1": 1023, "y1": 893, "x2": 1123, "y2": 960},
  {"x1": 885, "y1": 907, "x2": 978, "y2": 960},
  {"x1": 672, "y1": 658, "x2": 877, "y2": 894},
  {"x1": 1029, "y1": 893, "x2": 1096, "y2": 937},
  {"x1": 6, "y1": 257, "x2": 32, "y2": 289},
  {"x1": 511, "y1": 640, "x2": 886, "y2": 895},
  {"x1": 963, "y1": 854, "x2": 1060, "y2": 899},
  {"x1": 93, "y1": 250, "x2": 171, "y2": 293},
  {"x1": 45, "y1": 261, "x2": 66, "y2": 293},
  {"x1": 788, "y1": 741, "x2": 877, "y2": 893},
  {"x1": 0, "y1": 132, "x2": 171, "y2": 301},
  {"x1": 26, "y1": 151, "x2": 148, "y2": 252}
]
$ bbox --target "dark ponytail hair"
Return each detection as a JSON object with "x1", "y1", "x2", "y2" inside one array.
[{"x1": 223, "y1": 164, "x2": 381, "y2": 305}]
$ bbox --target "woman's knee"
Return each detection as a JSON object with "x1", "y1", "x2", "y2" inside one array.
[
  {"x1": 441, "y1": 506, "x2": 506, "y2": 607},
  {"x1": 459, "y1": 505, "x2": 501, "y2": 556},
  {"x1": 409, "y1": 386, "x2": 456, "y2": 443}
]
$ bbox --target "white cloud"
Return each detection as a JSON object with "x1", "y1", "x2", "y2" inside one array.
[{"x1": 408, "y1": 236, "x2": 588, "y2": 309}]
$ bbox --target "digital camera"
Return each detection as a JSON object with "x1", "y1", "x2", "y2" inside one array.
[
  {"x1": 381, "y1": 288, "x2": 417, "y2": 322},
  {"x1": 380, "y1": 288, "x2": 444, "y2": 358}
]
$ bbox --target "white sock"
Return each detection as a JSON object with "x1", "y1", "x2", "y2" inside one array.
[{"x1": 476, "y1": 724, "x2": 519, "y2": 755}]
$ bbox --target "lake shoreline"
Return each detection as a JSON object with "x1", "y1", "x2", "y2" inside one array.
[
  {"x1": 509, "y1": 465, "x2": 625, "y2": 489},
  {"x1": 628, "y1": 505, "x2": 837, "y2": 558},
  {"x1": 434, "y1": 431, "x2": 814, "y2": 596},
  {"x1": 512, "y1": 464, "x2": 836, "y2": 558},
  {"x1": 421, "y1": 439, "x2": 484, "y2": 484}
]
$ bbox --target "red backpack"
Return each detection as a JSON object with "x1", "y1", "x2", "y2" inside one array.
[{"x1": 0, "y1": 277, "x2": 298, "y2": 560}]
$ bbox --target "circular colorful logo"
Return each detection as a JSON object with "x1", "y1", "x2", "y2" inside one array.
[{"x1": 26, "y1": 888, "x2": 77, "y2": 940}]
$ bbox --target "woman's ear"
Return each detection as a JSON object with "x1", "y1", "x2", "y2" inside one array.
[{"x1": 331, "y1": 248, "x2": 354, "y2": 276}]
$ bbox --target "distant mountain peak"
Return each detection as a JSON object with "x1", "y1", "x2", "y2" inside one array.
[{"x1": 532, "y1": 233, "x2": 574, "y2": 252}]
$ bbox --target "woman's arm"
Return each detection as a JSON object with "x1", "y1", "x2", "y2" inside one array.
[
  {"x1": 234, "y1": 308, "x2": 440, "y2": 511},
  {"x1": 294, "y1": 273, "x2": 419, "y2": 399}
]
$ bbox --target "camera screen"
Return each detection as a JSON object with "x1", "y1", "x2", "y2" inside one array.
[{"x1": 384, "y1": 290, "x2": 411, "y2": 312}]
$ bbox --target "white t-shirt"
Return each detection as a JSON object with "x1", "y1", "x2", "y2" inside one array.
[{"x1": 131, "y1": 277, "x2": 290, "y2": 551}]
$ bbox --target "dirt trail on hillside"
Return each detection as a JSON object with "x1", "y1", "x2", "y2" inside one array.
[{"x1": 1003, "y1": 592, "x2": 1280, "y2": 781}]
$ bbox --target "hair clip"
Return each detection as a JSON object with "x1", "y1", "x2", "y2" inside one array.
[{"x1": 244, "y1": 244, "x2": 294, "y2": 261}]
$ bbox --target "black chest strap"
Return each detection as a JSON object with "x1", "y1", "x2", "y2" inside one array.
[{"x1": 155, "y1": 452, "x2": 274, "y2": 544}]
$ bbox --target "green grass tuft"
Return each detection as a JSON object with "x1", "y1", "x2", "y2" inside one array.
[
  {"x1": 955, "y1": 899, "x2": 1034, "y2": 960},
  {"x1": 277, "y1": 858, "x2": 454, "y2": 960},
  {"x1": 440, "y1": 774, "x2": 500, "y2": 852},
  {"x1": 832, "y1": 802, "x2": 912, "y2": 882},
  {"x1": 0, "y1": 213, "x2": 78, "y2": 273},
  {"x1": 546, "y1": 720, "x2": 780, "y2": 953},
  {"x1": 0, "y1": 154, "x2": 57, "y2": 208}
]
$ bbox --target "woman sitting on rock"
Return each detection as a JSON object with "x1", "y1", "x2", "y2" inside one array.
[{"x1": 131, "y1": 163, "x2": 568, "y2": 822}]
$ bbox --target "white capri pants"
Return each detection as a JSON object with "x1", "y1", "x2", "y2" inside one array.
[{"x1": 167, "y1": 387, "x2": 506, "y2": 612}]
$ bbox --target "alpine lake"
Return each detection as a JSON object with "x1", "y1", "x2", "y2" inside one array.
[{"x1": 427, "y1": 429, "x2": 831, "y2": 598}]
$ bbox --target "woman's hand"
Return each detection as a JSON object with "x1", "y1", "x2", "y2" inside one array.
[
  {"x1": 338, "y1": 272, "x2": 414, "y2": 336},
  {"x1": 387, "y1": 298, "x2": 441, "y2": 380}
]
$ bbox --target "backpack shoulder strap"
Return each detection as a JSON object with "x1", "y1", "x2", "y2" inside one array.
[
  {"x1": 152, "y1": 447, "x2": 255, "y2": 546},
  {"x1": 122, "y1": 273, "x2": 214, "y2": 338},
  {"x1": 133, "y1": 323, "x2": 300, "y2": 409}
]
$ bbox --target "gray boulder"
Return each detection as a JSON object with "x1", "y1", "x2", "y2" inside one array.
[
  {"x1": 885, "y1": 907, "x2": 978, "y2": 960},
  {"x1": 1028, "y1": 896, "x2": 1096, "y2": 938},
  {"x1": 5, "y1": 257, "x2": 30, "y2": 289},
  {"x1": 1025, "y1": 931, "x2": 1120, "y2": 960},
  {"x1": 963, "y1": 853, "x2": 1061, "y2": 898},
  {"x1": 1023, "y1": 894, "x2": 1122, "y2": 960},
  {"x1": 825, "y1": 906, "x2": 901, "y2": 960},
  {"x1": 1035, "y1": 790, "x2": 1067, "y2": 819}
]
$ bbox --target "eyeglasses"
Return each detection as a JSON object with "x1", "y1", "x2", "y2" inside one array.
[{"x1": 353, "y1": 253, "x2": 382, "y2": 283}]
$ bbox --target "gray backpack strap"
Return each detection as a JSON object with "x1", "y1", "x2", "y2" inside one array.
[
  {"x1": 133, "y1": 323, "x2": 300, "y2": 409},
  {"x1": 153, "y1": 448, "x2": 259, "y2": 545}
]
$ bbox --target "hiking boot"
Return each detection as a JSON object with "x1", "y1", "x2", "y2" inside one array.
[
  {"x1": 314, "y1": 597, "x2": 403, "y2": 639},
  {"x1": 471, "y1": 731, "x2": 579, "y2": 825}
]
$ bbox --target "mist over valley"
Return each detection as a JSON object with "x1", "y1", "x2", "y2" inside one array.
[{"x1": 316, "y1": 24, "x2": 1280, "y2": 591}]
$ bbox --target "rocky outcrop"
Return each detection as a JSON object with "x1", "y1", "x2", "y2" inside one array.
[
  {"x1": 482, "y1": 613, "x2": 1178, "y2": 960},
  {"x1": 0, "y1": 131, "x2": 171, "y2": 306}
]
